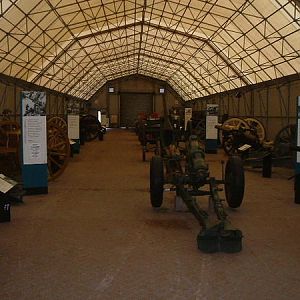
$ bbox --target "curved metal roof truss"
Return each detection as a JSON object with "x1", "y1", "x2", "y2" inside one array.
[{"x1": 0, "y1": 0, "x2": 299, "y2": 100}]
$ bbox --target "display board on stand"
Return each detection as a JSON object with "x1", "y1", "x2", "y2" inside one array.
[
  {"x1": 67, "y1": 99, "x2": 80, "y2": 153},
  {"x1": 205, "y1": 104, "x2": 219, "y2": 153},
  {"x1": 21, "y1": 91, "x2": 48, "y2": 194},
  {"x1": 184, "y1": 108, "x2": 192, "y2": 130}
]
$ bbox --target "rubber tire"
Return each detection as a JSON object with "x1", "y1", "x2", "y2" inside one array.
[
  {"x1": 150, "y1": 156, "x2": 164, "y2": 207},
  {"x1": 225, "y1": 155, "x2": 244, "y2": 208}
]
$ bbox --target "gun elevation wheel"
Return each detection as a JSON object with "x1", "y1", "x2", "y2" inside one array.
[
  {"x1": 225, "y1": 155, "x2": 245, "y2": 208},
  {"x1": 150, "y1": 156, "x2": 164, "y2": 207}
]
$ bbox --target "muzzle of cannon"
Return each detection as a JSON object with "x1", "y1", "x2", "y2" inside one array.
[{"x1": 150, "y1": 133, "x2": 245, "y2": 253}]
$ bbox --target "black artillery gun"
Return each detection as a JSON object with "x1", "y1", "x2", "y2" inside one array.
[{"x1": 149, "y1": 125, "x2": 245, "y2": 253}]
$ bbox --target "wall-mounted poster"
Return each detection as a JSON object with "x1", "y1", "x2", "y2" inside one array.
[
  {"x1": 22, "y1": 91, "x2": 46, "y2": 116},
  {"x1": 67, "y1": 98, "x2": 80, "y2": 115},
  {"x1": 22, "y1": 92, "x2": 47, "y2": 165}
]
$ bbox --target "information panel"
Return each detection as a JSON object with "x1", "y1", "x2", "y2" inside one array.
[
  {"x1": 205, "y1": 104, "x2": 219, "y2": 153},
  {"x1": 67, "y1": 114, "x2": 80, "y2": 139},
  {"x1": 22, "y1": 92, "x2": 47, "y2": 165},
  {"x1": 206, "y1": 104, "x2": 219, "y2": 139},
  {"x1": 184, "y1": 108, "x2": 192, "y2": 130},
  {"x1": 21, "y1": 91, "x2": 48, "y2": 194}
]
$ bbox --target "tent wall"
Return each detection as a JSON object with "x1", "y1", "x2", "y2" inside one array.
[
  {"x1": 0, "y1": 74, "x2": 84, "y2": 121},
  {"x1": 190, "y1": 75, "x2": 300, "y2": 140}
]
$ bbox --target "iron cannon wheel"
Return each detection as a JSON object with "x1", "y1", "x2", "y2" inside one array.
[
  {"x1": 150, "y1": 155, "x2": 164, "y2": 207},
  {"x1": 225, "y1": 155, "x2": 245, "y2": 208}
]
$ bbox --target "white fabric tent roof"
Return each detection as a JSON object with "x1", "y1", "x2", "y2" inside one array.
[{"x1": 0, "y1": 0, "x2": 299, "y2": 100}]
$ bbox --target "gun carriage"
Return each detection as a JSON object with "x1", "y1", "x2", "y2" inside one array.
[
  {"x1": 149, "y1": 100, "x2": 245, "y2": 253},
  {"x1": 217, "y1": 117, "x2": 296, "y2": 176},
  {"x1": 186, "y1": 110, "x2": 207, "y2": 141},
  {"x1": 140, "y1": 118, "x2": 161, "y2": 161},
  {"x1": 80, "y1": 114, "x2": 106, "y2": 142}
]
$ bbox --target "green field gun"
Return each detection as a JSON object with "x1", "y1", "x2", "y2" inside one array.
[{"x1": 150, "y1": 119, "x2": 245, "y2": 253}]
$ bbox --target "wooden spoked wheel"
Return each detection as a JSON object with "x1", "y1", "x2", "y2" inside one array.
[
  {"x1": 273, "y1": 124, "x2": 296, "y2": 159},
  {"x1": 47, "y1": 117, "x2": 67, "y2": 134},
  {"x1": 47, "y1": 123, "x2": 70, "y2": 180},
  {"x1": 219, "y1": 117, "x2": 249, "y2": 145},
  {"x1": 245, "y1": 118, "x2": 266, "y2": 142}
]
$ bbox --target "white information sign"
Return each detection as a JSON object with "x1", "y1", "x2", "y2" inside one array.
[
  {"x1": 21, "y1": 91, "x2": 47, "y2": 165},
  {"x1": 22, "y1": 116, "x2": 47, "y2": 165},
  {"x1": 206, "y1": 104, "x2": 219, "y2": 140},
  {"x1": 184, "y1": 108, "x2": 192, "y2": 130},
  {"x1": 68, "y1": 115, "x2": 80, "y2": 139},
  {"x1": 206, "y1": 116, "x2": 218, "y2": 139}
]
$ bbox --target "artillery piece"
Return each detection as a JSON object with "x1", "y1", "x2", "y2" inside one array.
[
  {"x1": 185, "y1": 110, "x2": 207, "y2": 141},
  {"x1": 217, "y1": 117, "x2": 266, "y2": 155},
  {"x1": 150, "y1": 114, "x2": 245, "y2": 253},
  {"x1": 217, "y1": 117, "x2": 296, "y2": 175},
  {"x1": 140, "y1": 118, "x2": 161, "y2": 161},
  {"x1": 80, "y1": 114, "x2": 106, "y2": 141}
]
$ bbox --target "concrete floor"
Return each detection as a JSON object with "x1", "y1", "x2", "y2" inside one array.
[{"x1": 1, "y1": 129, "x2": 300, "y2": 300}]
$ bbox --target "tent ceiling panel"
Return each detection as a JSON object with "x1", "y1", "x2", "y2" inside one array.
[{"x1": 0, "y1": 0, "x2": 299, "y2": 100}]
